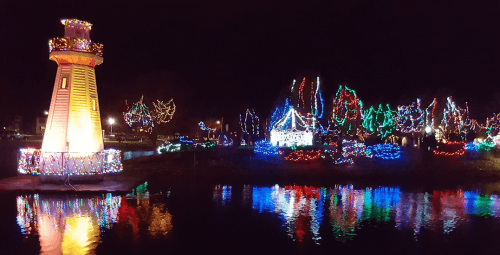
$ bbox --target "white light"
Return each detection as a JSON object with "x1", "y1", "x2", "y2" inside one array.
[
  {"x1": 108, "y1": 118, "x2": 115, "y2": 125},
  {"x1": 216, "y1": 120, "x2": 220, "y2": 125},
  {"x1": 270, "y1": 129, "x2": 313, "y2": 147},
  {"x1": 425, "y1": 126, "x2": 432, "y2": 134},
  {"x1": 44, "y1": 111, "x2": 49, "y2": 115}
]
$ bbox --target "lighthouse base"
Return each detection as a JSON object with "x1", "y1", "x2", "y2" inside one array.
[{"x1": 18, "y1": 149, "x2": 123, "y2": 176}]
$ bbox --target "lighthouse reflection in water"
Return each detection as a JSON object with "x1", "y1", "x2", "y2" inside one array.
[
  {"x1": 15, "y1": 190, "x2": 173, "y2": 254},
  {"x1": 16, "y1": 194, "x2": 120, "y2": 255},
  {"x1": 214, "y1": 184, "x2": 500, "y2": 243}
]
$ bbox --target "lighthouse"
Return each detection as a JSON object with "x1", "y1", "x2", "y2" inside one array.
[
  {"x1": 42, "y1": 19, "x2": 104, "y2": 154},
  {"x1": 14, "y1": 19, "x2": 123, "y2": 176}
]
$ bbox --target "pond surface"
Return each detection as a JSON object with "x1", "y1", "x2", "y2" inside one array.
[{"x1": 2, "y1": 182, "x2": 500, "y2": 254}]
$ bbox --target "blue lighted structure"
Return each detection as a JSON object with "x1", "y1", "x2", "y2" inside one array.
[
  {"x1": 365, "y1": 144, "x2": 401, "y2": 160},
  {"x1": 254, "y1": 140, "x2": 279, "y2": 156}
]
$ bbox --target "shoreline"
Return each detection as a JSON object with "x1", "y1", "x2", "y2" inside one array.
[{"x1": 3, "y1": 143, "x2": 500, "y2": 194}]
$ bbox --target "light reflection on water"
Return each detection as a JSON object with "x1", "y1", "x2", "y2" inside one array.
[
  {"x1": 213, "y1": 184, "x2": 500, "y2": 244},
  {"x1": 16, "y1": 190, "x2": 172, "y2": 254},
  {"x1": 17, "y1": 194, "x2": 120, "y2": 254}
]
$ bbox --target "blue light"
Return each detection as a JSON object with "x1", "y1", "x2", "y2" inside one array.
[
  {"x1": 179, "y1": 136, "x2": 193, "y2": 143},
  {"x1": 254, "y1": 140, "x2": 279, "y2": 155},
  {"x1": 318, "y1": 91, "x2": 324, "y2": 119},
  {"x1": 365, "y1": 144, "x2": 401, "y2": 160},
  {"x1": 269, "y1": 98, "x2": 291, "y2": 133}
]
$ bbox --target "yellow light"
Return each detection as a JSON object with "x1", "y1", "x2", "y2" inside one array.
[{"x1": 61, "y1": 216, "x2": 99, "y2": 255}]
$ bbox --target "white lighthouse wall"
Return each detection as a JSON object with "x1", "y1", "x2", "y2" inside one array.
[{"x1": 41, "y1": 63, "x2": 103, "y2": 154}]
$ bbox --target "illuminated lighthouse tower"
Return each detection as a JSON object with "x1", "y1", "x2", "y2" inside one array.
[
  {"x1": 42, "y1": 19, "x2": 104, "y2": 154},
  {"x1": 18, "y1": 19, "x2": 121, "y2": 176}
]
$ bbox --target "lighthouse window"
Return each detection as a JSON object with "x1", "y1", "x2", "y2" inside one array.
[
  {"x1": 92, "y1": 99, "x2": 96, "y2": 111},
  {"x1": 61, "y1": 78, "x2": 67, "y2": 89}
]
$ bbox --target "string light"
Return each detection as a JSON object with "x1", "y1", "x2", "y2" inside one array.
[
  {"x1": 441, "y1": 96, "x2": 465, "y2": 135},
  {"x1": 433, "y1": 141, "x2": 466, "y2": 156},
  {"x1": 254, "y1": 140, "x2": 279, "y2": 156},
  {"x1": 284, "y1": 150, "x2": 322, "y2": 162},
  {"x1": 270, "y1": 106, "x2": 313, "y2": 147},
  {"x1": 365, "y1": 144, "x2": 402, "y2": 159},
  {"x1": 49, "y1": 38, "x2": 103, "y2": 57},
  {"x1": 289, "y1": 77, "x2": 324, "y2": 129},
  {"x1": 18, "y1": 149, "x2": 123, "y2": 175},
  {"x1": 157, "y1": 143, "x2": 181, "y2": 154},
  {"x1": 124, "y1": 96, "x2": 176, "y2": 133},
  {"x1": 217, "y1": 134, "x2": 234, "y2": 147},
  {"x1": 341, "y1": 140, "x2": 366, "y2": 158},
  {"x1": 269, "y1": 98, "x2": 291, "y2": 133},
  {"x1": 362, "y1": 104, "x2": 396, "y2": 140},
  {"x1": 331, "y1": 85, "x2": 363, "y2": 136},
  {"x1": 124, "y1": 96, "x2": 154, "y2": 132},
  {"x1": 152, "y1": 99, "x2": 176, "y2": 124},
  {"x1": 425, "y1": 98, "x2": 438, "y2": 131},
  {"x1": 240, "y1": 109, "x2": 260, "y2": 141},
  {"x1": 396, "y1": 99, "x2": 424, "y2": 133}
]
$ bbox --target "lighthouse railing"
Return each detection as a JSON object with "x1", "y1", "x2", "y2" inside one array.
[{"x1": 17, "y1": 148, "x2": 122, "y2": 176}]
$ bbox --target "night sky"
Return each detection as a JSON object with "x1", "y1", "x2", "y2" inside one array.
[{"x1": 1, "y1": 0, "x2": 500, "y2": 134}]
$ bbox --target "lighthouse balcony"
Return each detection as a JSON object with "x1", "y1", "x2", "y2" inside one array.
[{"x1": 49, "y1": 37, "x2": 103, "y2": 57}]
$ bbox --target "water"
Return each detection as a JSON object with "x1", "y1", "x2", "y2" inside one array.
[
  {"x1": 122, "y1": 151, "x2": 155, "y2": 160},
  {"x1": 3, "y1": 183, "x2": 500, "y2": 254}
]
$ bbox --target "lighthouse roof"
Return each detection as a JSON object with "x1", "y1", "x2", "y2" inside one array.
[{"x1": 61, "y1": 19, "x2": 93, "y2": 30}]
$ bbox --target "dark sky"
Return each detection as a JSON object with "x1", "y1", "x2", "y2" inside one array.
[{"x1": 1, "y1": 0, "x2": 500, "y2": 133}]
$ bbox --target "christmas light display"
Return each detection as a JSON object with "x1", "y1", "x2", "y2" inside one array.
[
  {"x1": 269, "y1": 98, "x2": 292, "y2": 133},
  {"x1": 425, "y1": 98, "x2": 438, "y2": 131},
  {"x1": 124, "y1": 96, "x2": 154, "y2": 132},
  {"x1": 459, "y1": 102, "x2": 480, "y2": 138},
  {"x1": 270, "y1": 106, "x2": 313, "y2": 147},
  {"x1": 152, "y1": 99, "x2": 176, "y2": 124},
  {"x1": 331, "y1": 85, "x2": 364, "y2": 140},
  {"x1": 334, "y1": 158, "x2": 354, "y2": 164},
  {"x1": 49, "y1": 37, "x2": 103, "y2": 57},
  {"x1": 485, "y1": 113, "x2": 500, "y2": 136},
  {"x1": 217, "y1": 134, "x2": 234, "y2": 147},
  {"x1": 179, "y1": 136, "x2": 194, "y2": 143},
  {"x1": 157, "y1": 143, "x2": 181, "y2": 154},
  {"x1": 284, "y1": 150, "x2": 322, "y2": 162},
  {"x1": 48, "y1": 19, "x2": 103, "y2": 57},
  {"x1": 240, "y1": 109, "x2": 260, "y2": 143},
  {"x1": 313, "y1": 77, "x2": 324, "y2": 119},
  {"x1": 327, "y1": 140, "x2": 366, "y2": 164},
  {"x1": 18, "y1": 148, "x2": 123, "y2": 175},
  {"x1": 289, "y1": 76, "x2": 324, "y2": 129},
  {"x1": 254, "y1": 140, "x2": 280, "y2": 156},
  {"x1": 240, "y1": 109, "x2": 260, "y2": 135},
  {"x1": 465, "y1": 142, "x2": 481, "y2": 159},
  {"x1": 476, "y1": 139, "x2": 495, "y2": 151},
  {"x1": 362, "y1": 104, "x2": 396, "y2": 140},
  {"x1": 365, "y1": 144, "x2": 402, "y2": 159},
  {"x1": 198, "y1": 121, "x2": 216, "y2": 133},
  {"x1": 195, "y1": 141, "x2": 215, "y2": 149},
  {"x1": 433, "y1": 141, "x2": 466, "y2": 156},
  {"x1": 340, "y1": 140, "x2": 366, "y2": 158},
  {"x1": 441, "y1": 97, "x2": 465, "y2": 135},
  {"x1": 124, "y1": 96, "x2": 176, "y2": 133},
  {"x1": 396, "y1": 99, "x2": 424, "y2": 133}
]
